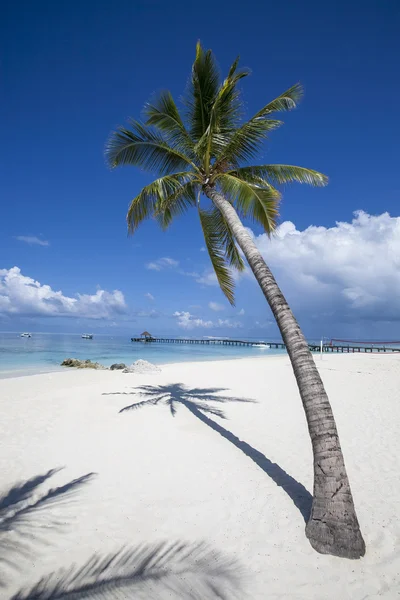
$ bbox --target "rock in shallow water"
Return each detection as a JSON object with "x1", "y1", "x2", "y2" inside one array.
[
  {"x1": 61, "y1": 358, "x2": 106, "y2": 370},
  {"x1": 110, "y1": 363, "x2": 127, "y2": 371},
  {"x1": 122, "y1": 359, "x2": 161, "y2": 374}
]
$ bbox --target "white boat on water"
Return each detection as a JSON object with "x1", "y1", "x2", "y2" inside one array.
[
  {"x1": 81, "y1": 334, "x2": 93, "y2": 339},
  {"x1": 253, "y1": 343, "x2": 269, "y2": 349},
  {"x1": 20, "y1": 332, "x2": 31, "y2": 338}
]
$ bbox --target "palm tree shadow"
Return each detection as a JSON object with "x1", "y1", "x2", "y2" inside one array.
[
  {"x1": 114, "y1": 383, "x2": 312, "y2": 522},
  {"x1": 0, "y1": 468, "x2": 95, "y2": 586},
  {"x1": 2, "y1": 470, "x2": 241, "y2": 599},
  {"x1": 11, "y1": 541, "x2": 241, "y2": 600}
]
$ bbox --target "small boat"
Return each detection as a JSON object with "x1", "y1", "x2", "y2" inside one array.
[
  {"x1": 81, "y1": 334, "x2": 93, "y2": 340},
  {"x1": 253, "y1": 343, "x2": 269, "y2": 349},
  {"x1": 20, "y1": 332, "x2": 32, "y2": 338}
]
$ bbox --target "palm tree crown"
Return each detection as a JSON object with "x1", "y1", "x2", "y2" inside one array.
[{"x1": 106, "y1": 42, "x2": 327, "y2": 304}]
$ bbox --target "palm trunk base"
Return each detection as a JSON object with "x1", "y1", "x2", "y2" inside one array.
[{"x1": 306, "y1": 509, "x2": 366, "y2": 559}]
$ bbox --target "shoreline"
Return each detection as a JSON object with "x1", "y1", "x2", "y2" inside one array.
[{"x1": 0, "y1": 351, "x2": 285, "y2": 381}]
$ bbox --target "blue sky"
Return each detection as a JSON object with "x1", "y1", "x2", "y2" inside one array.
[{"x1": 1, "y1": 0, "x2": 399, "y2": 339}]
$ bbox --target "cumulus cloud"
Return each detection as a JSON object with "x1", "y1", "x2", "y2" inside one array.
[
  {"x1": 196, "y1": 271, "x2": 219, "y2": 286},
  {"x1": 173, "y1": 311, "x2": 213, "y2": 329},
  {"x1": 208, "y1": 301, "x2": 225, "y2": 312},
  {"x1": 15, "y1": 236, "x2": 49, "y2": 247},
  {"x1": 216, "y1": 318, "x2": 242, "y2": 329},
  {"x1": 254, "y1": 211, "x2": 400, "y2": 321},
  {"x1": 145, "y1": 292, "x2": 155, "y2": 301},
  {"x1": 173, "y1": 311, "x2": 242, "y2": 330},
  {"x1": 146, "y1": 257, "x2": 179, "y2": 271},
  {"x1": 200, "y1": 247, "x2": 206, "y2": 252},
  {"x1": 0, "y1": 267, "x2": 127, "y2": 319}
]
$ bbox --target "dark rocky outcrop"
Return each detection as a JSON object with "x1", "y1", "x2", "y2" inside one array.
[
  {"x1": 110, "y1": 363, "x2": 127, "y2": 371},
  {"x1": 61, "y1": 358, "x2": 106, "y2": 370}
]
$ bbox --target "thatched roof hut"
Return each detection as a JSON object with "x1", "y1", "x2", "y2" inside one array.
[{"x1": 141, "y1": 331, "x2": 153, "y2": 338}]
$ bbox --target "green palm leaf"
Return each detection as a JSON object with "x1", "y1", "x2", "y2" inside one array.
[
  {"x1": 214, "y1": 83, "x2": 303, "y2": 168},
  {"x1": 144, "y1": 91, "x2": 195, "y2": 157},
  {"x1": 194, "y1": 58, "x2": 249, "y2": 167},
  {"x1": 213, "y1": 118, "x2": 283, "y2": 168},
  {"x1": 252, "y1": 83, "x2": 303, "y2": 117},
  {"x1": 127, "y1": 173, "x2": 195, "y2": 234},
  {"x1": 207, "y1": 207, "x2": 245, "y2": 272},
  {"x1": 185, "y1": 41, "x2": 220, "y2": 141},
  {"x1": 105, "y1": 120, "x2": 196, "y2": 175},
  {"x1": 154, "y1": 179, "x2": 199, "y2": 230},
  {"x1": 218, "y1": 174, "x2": 280, "y2": 234},
  {"x1": 230, "y1": 164, "x2": 328, "y2": 187},
  {"x1": 198, "y1": 209, "x2": 236, "y2": 305}
]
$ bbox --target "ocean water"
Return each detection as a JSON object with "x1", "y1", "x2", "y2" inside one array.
[{"x1": 0, "y1": 333, "x2": 286, "y2": 378}]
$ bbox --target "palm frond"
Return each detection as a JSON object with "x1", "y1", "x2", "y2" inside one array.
[
  {"x1": 218, "y1": 174, "x2": 280, "y2": 234},
  {"x1": 210, "y1": 57, "x2": 249, "y2": 134},
  {"x1": 185, "y1": 41, "x2": 220, "y2": 141},
  {"x1": 154, "y1": 179, "x2": 199, "y2": 230},
  {"x1": 229, "y1": 164, "x2": 328, "y2": 187},
  {"x1": 105, "y1": 120, "x2": 196, "y2": 175},
  {"x1": 11, "y1": 541, "x2": 241, "y2": 600},
  {"x1": 144, "y1": 91, "x2": 195, "y2": 156},
  {"x1": 127, "y1": 173, "x2": 195, "y2": 234},
  {"x1": 198, "y1": 208, "x2": 236, "y2": 305},
  {"x1": 213, "y1": 83, "x2": 303, "y2": 168},
  {"x1": 213, "y1": 118, "x2": 283, "y2": 168},
  {"x1": 207, "y1": 207, "x2": 245, "y2": 271},
  {"x1": 194, "y1": 57, "x2": 249, "y2": 166},
  {"x1": 252, "y1": 83, "x2": 303, "y2": 117}
]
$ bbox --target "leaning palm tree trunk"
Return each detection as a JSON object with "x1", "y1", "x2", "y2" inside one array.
[{"x1": 205, "y1": 185, "x2": 365, "y2": 559}]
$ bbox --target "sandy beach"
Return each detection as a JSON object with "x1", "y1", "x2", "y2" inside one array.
[{"x1": 1, "y1": 352, "x2": 399, "y2": 598}]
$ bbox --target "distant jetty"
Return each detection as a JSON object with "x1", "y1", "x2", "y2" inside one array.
[{"x1": 131, "y1": 336, "x2": 400, "y2": 353}]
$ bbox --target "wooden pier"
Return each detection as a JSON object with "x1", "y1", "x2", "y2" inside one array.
[{"x1": 131, "y1": 337, "x2": 400, "y2": 353}]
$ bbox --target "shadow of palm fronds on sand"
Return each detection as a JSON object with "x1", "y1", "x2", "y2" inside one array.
[
  {"x1": 11, "y1": 541, "x2": 242, "y2": 600},
  {"x1": 0, "y1": 468, "x2": 95, "y2": 584},
  {"x1": 111, "y1": 383, "x2": 312, "y2": 521}
]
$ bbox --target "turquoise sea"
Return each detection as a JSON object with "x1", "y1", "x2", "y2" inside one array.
[{"x1": 0, "y1": 332, "x2": 286, "y2": 378}]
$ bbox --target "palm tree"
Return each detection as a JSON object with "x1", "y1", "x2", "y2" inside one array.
[{"x1": 105, "y1": 43, "x2": 365, "y2": 559}]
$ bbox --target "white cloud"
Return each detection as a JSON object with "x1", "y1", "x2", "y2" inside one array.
[
  {"x1": 173, "y1": 311, "x2": 242, "y2": 330},
  {"x1": 180, "y1": 269, "x2": 201, "y2": 278},
  {"x1": 200, "y1": 247, "x2": 206, "y2": 252},
  {"x1": 238, "y1": 308, "x2": 245, "y2": 316},
  {"x1": 196, "y1": 269, "x2": 242, "y2": 288},
  {"x1": 217, "y1": 318, "x2": 242, "y2": 329},
  {"x1": 254, "y1": 211, "x2": 400, "y2": 321},
  {"x1": 196, "y1": 271, "x2": 219, "y2": 286},
  {"x1": 15, "y1": 236, "x2": 49, "y2": 247},
  {"x1": 145, "y1": 292, "x2": 155, "y2": 301},
  {"x1": 0, "y1": 267, "x2": 127, "y2": 319},
  {"x1": 173, "y1": 311, "x2": 213, "y2": 329},
  {"x1": 208, "y1": 301, "x2": 225, "y2": 312},
  {"x1": 146, "y1": 257, "x2": 179, "y2": 271}
]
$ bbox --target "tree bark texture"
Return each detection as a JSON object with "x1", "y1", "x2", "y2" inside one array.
[{"x1": 205, "y1": 185, "x2": 365, "y2": 559}]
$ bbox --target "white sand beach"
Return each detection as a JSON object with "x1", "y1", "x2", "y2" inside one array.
[{"x1": 1, "y1": 353, "x2": 399, "y2": 598}]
